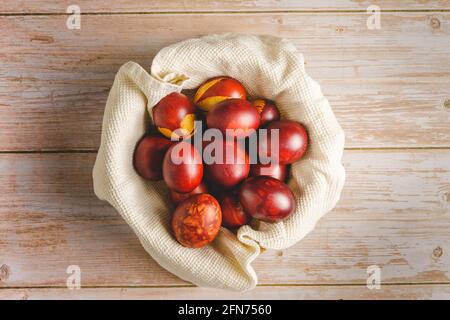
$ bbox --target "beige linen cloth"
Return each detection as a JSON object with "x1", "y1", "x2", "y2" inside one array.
[{"x1": 93, "y1": 33, "x2": 345, "y2": 291}]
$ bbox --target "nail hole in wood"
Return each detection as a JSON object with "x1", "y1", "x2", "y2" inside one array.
[
  {"x1": 444, "y1": 192, "x2": 450, "y2": 203},
  {"x1": 443, "y1": 99, "x2": 450, "y2": 111},
  {"x1": 433, "y1": 246, "x2": 443, "y2": 259},
  {"x1": 430, "y1": 17, "x2": 441, "y2": 29}
]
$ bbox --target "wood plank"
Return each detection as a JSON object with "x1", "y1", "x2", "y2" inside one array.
[
  {"x1": 0, "y1": 1, "x2": 448, "y2": 14},
  {"x1": 0, "y1": 150, "x2": 449, "y2": 287},
  {"x1": 1, "y1": 13, "x2": 449, "y2": 151},
  {"x1": 1, "y1": 284, "x2": 449, "y2": 300}
]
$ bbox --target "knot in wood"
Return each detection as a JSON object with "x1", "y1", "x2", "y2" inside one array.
[
  {"x1": 0, "y1": 264, "x2": 11, "y2": 282},
  {"x1": 430, "y1": 17, "x2": 441, "y2": 29}
]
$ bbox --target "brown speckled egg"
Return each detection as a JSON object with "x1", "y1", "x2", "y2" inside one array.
[{"x1": 172, "y1": 194, "x2": 222, "y2": 248}]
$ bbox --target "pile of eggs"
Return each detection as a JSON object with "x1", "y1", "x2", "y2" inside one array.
[{"x1": 134, "y1": 77, "x2": 308, "y2": 248}]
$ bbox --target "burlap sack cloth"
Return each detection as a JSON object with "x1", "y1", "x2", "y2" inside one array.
[{"x1": 93, "y1": 34, "x2": 345, "y2": 291}]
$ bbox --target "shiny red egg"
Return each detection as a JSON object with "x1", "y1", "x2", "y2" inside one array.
[
  {"x1": 252, "y1": 99, "x2": 280, "y2": 126},
  {"x1": 204, "y1": 139, "x2": 250, "y2": 189},
  {"x1": 207, "y1": 99, "x2": 260, "y2": 138},
  {"x1": 163, "y1": 141, "x2": 203, "y2": 193},
  {"x1": 250, "y1": 163, "x2": 287, "y2": 182},
  {"x1": 172, "y1": 193, "x2": 222, "y2": 248},
  {"x1": 239, "y1": 176, "x2": 295, "y2": 222},
  {"x1": 133, "y1": 134, "x2": 173, "y2": 181},
  {"x1": 258, "y1": 120, "x2": 308, "y2": 165},
  {"x1": 219, "y1": 191, "x2": 251, "y2": 229},
  {"x1": 169, "y1": 183, "x2": 209, "y2": 204},
  {"x1": 152, "y1": 92, "x2": 196, "y2": 140},
  {"x1": 194, "y1": 76, "x2": 247, "y2": 112}
]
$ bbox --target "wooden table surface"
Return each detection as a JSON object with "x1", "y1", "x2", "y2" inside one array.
[{"x1": 0, "y1": 1, "x2": 449, "y2": 300}]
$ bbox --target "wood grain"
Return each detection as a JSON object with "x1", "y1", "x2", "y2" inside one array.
[
  {"x1": 0, "y1": 0, "x2": 448, "y2": 14},
  {"x1": 1, "y1": 4, "x2": 449, "y2": 300},
  {"x1": 0, "y1": 150, "x2": 448, "y2": 287},
  {"x1": 0, "y1": 13, "x2": 449, "y2": 151},
  {"x1": 1, "y1": 284, "x2": 450, "y2": 300}
]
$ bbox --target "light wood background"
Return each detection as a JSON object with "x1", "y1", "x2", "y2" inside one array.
[{"x1": 0, "y1": 1, "x2": 449, "y2": 300}]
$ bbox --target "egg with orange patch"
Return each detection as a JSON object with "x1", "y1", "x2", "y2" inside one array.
[
  {"x1": 194, "y1": 76, "x2": 247, "y2": 111},
  {"x1": 252, "y1": 98, "x2": 280, "y2": 126},
  {"x1": 152, "y1": 92, "x2": 196, "y2": 140},
  {"x1": 172, "y1": 193, "x2": 222, "y2": 248}
]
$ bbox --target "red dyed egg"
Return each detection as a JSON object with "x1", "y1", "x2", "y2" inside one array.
[
  {"x1": 152, "y1": 92, "x2": 196, "y2": 140},
  {"x1": 250, "y1": 163, "x2": 287, "y2": 182},
  {"x1": 204, "y1": 139, "x2": 250, "y2": 189},
  {"x1": 133, "y1": 134, "x2": 173, "y2": 181},
  {"x1": 219, "y1": 191, "x2": 251, "y2": 228},
  {"x1": 172, "y1": 193, "x2": 222, "y2": 248},
  {"x1": 258, "y1": 120, "x2": 308, "y2": 165},
  {"x1": 169, "y1": 183, "x2": 208, "y2": 204},
  {"x1": 239, "y1": 176, "x2": 295, "y2": 222},
  {"x1": 194, "y1": 76, "x2": 246, "y2": 112},
  {"x1": 207, "y1": 99, "x2": 260, "y2": 138},
  {"x1": 163, "y1": 141, "x2": 203, "y2": 193},
  {"x1": 252, "y1": 99, "x2": 280, "y2": 126}
]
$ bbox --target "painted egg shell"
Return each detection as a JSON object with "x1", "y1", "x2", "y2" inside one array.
[
  {"x1": 169, "y1": 182, "x2": 209, "y2": 204},
  {"x1": 133, "y1": 134, "x2": 173, "y2": 181},
  {"x1": 194, "y1": 76, "x2": 246, "y2": 112},
  {"x1": 207, "y1": 98, "x2": 260, "y2": 138},
  {"x1": 239, "y1": 176, "x2": 295, "y2": 222},
  {"x1": 163, "y1": 141, "x2": 203, "y2": 193},
  {"x1": 250, "y1": 163, "x2": 287, "y2": 182},
  {"x1": 252, "y1": 99, "x2": 280, "y2": 126},
  {"x1": 219, "y1": 191, "x2": 251, "y2": 229},
  {"x1": 204, "y1": 139, "x2": 250, "y2": 189},
  {"x1": 258, "y1": 120, "x2": 308, "y2": 165},
  {"x1": 152, "y1": 92, "x2": 196, "y2": 140},
  {"x1": 172, "y1": 193, "x2": 222, "y2": 248}
]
